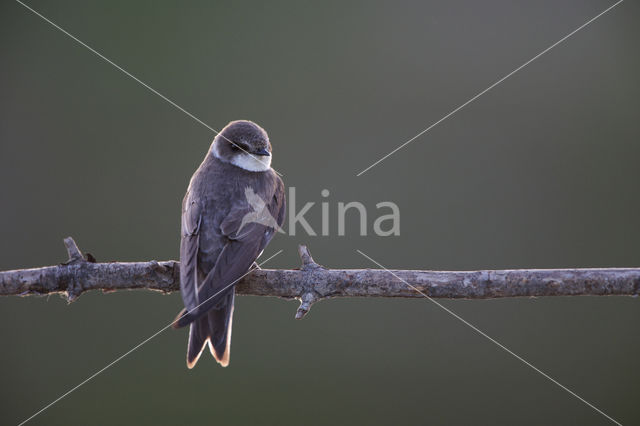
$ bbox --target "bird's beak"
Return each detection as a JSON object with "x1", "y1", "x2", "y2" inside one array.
[{"x1": 254, "y1": 148, "x2": 271, "y2": 156}]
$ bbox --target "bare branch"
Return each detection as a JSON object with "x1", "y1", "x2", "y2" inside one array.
[{"x1": 1, "y1": 238, "x2": 638, "y2": 318}]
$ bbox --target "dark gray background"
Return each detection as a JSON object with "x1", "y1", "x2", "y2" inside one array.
[{"x1": 1, "y1": 0, "x2": 638, "y2": 425}]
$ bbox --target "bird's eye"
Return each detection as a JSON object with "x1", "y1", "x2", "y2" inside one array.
[{"x1": 231, "y1": 144, "x2": 243, "y2": 151}]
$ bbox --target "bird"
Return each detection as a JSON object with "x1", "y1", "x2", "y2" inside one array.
[{"x1": 172, "y1": 120, "x2": 286, "y2": 368}]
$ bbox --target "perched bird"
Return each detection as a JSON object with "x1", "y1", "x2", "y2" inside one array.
[{"x1": 172, "y1": 120, "x2": 286, "y2": 368}]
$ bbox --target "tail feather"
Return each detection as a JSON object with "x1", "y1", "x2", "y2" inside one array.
[
  {"x1": 207, "y1": 290, "x2": 235, "y2": 367},
  {"x1": 186, "y1": 315, "x2": 211, "y2": 369},
  {"x1": 183, "y1": 288, "x2": 235, "y2": 369}
]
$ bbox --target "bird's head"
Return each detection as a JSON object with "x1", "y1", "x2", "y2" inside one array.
[{"x1": 212, "y1": 120, "x2": 272, "y2": 171}]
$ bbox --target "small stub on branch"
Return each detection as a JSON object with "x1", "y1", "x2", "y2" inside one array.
[
  {"x1": 295, "y1": 292, "x2": 318, "y2": 319},
  {"x1": 62, "y1": 237, "x2": 88, "y2": 302},
  {"x1": 294, "y1": 245, "x2": 326, "y2": 319},
  {"x1": 298, "y1": 245, "x2": 323, "y2": 271},
  {"x1": 63, "y1": 237, "x2": 85, "y2": 265}
]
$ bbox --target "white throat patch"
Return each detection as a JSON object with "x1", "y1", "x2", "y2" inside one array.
[
  {"x1": 231, "y1": 152, "x2": 272, "y2": 172},
  {"x1": 211, "y1": 141, "x2": 272, "y2": 172}
]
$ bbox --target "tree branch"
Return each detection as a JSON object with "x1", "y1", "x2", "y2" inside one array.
[{"x1": 1, "y1": 238, "x2": 638, "y2": 318}]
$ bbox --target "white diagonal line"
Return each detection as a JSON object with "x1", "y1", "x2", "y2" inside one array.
[
  {"x1": 14, "y1": 0, "x2": 283, "y2": 177},
  {"x1": 356, "y1": 249, "x2": 622, "y2": 425},
  {"x1": 356, "y1": 0, "x2": 623, "y2": 176},
  {"x1": 17, "y1": 249, "x2": 284, "y2": 426}
]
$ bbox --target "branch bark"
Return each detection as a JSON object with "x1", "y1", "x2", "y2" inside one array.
[{"x1": 1, "y1": 238, "x2": 638, "y2": 318}]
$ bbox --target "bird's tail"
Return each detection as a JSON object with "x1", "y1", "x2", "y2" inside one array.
[{"x1": 184, "y1": 288, "x2": 235, "y2": 369}]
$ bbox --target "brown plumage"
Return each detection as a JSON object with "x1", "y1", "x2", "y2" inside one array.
[{"x1": 172, "y1": 120, "x2": 285, "y2": 368}]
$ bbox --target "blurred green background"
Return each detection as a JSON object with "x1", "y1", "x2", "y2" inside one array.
[{"x1": 1, "y1": 0, "x2": 639, "y2": 425}]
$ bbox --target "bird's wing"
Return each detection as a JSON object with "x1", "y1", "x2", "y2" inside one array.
[
  {"x1": 175, "y1": 179, "x2": 285, "y2": 328},
  {"x1": 272, "y1": 177, "x2": 286, "y2": 231},
  {"x1": 179, "y1": 193, "x2": 202, "y2": 313}
]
